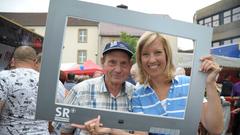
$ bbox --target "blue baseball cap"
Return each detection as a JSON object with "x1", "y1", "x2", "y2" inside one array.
[{"x1": 103, "y1": 41, "x2": 133, "y2": 57}]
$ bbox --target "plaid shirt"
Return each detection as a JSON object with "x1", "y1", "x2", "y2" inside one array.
[{"x1": 60, "y1": 76, "x2": 135, "y2": 135}]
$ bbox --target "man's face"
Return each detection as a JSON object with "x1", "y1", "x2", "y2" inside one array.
[{"x1": 101, "y1": 50, "x2": 132, "y2": 86}]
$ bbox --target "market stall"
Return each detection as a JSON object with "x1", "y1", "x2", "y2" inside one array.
[{"x1": 61, "y1": 60, "x2": 103, "y2": 76}]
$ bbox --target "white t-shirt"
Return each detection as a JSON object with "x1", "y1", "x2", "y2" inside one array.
[{"x1": 0, "y1": 68, "x2": 49, "y2": 135}]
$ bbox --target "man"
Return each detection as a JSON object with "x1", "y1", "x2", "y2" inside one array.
[
  {"x1": 231, "y1": 95, "x2": 240, "y2": 135},
  {"x1": 231, "y1": 80, "x2": 240, "y2": 135},
  {"x1": 0, "y1": 46, "x2": 49, "y2": 135},
  {"x1": 175, "y1": 67, "x2": 186, "y2": 76},
  {"x1": 59, "y1": 41, "x2": 135, "y2": 135},
  {"x1": 128, "y1": 63, "x2": 140, "y2": 88},
  {"x1": 34, "y1": 52, "x2": 65, "y2": 103},
  {"x1": 232, "y1": 81, "x2": 240, "y2": 96},
  {"x1": 220, "y1": 74, "x2": 233, "y2": 96},
  {"x1": 64, "y1": 73, "x2": 77, "y2": 91}
]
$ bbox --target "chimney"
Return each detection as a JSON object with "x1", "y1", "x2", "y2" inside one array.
[{"x1": 116, "y1": 4, "x2": 128, "y2": 9}]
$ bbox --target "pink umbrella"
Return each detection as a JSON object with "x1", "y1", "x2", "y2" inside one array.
[{"x1": 62, "y1": 60, "x2": 103, "y2": 76}]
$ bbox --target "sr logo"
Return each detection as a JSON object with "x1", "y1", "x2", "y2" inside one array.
[{"x1": 55, "y1": 107, "x2": 70, "y2": 118}]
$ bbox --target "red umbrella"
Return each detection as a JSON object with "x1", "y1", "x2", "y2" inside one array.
[{"x1": 62, "y1": 60, "x2": 103, "y2": 76}]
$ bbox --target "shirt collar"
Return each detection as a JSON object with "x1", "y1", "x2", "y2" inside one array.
[
  {"x1": 100, "y1": 75, "x2": 127, "y2": 96},
  {"x1": 143, "y1": 75, "x2": 180, "y2": 89}
]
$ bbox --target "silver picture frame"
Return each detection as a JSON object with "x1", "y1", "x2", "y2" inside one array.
[{"x1": 36, "y1": 0, "x2": 213, "y2": 134}]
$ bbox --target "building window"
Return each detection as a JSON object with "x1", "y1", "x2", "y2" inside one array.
[
  {"x1": 204, "y1": 17, "x2": 212, "y2": 27},
  {"x1": 77, "y1": 50, "x2": 87, "y2": 64},
  {"x1": 223, "y1": 10, "x2": 231, "y2": 24},
  {"x1": 233, "y1": 13, "x2": 240, "y2": 21},
  {"x1": 212, "y1": 14, "x2": 219, "y2": 27},
  {"x1": 232, "y1": 6, "x2": 240, "y2": 22},
  {"x1": 78, "y1": 29, "x2": 87, "y2": 43},
  {"x1": 199, "y1": 20, "x2": 204, "y2": 25},
  {"x1": 212, "y1": 21, "x2": 219, "y2": 27},
  {"x1": 224, "y1": 39, "x2": 231, "y2": 45},
  {"x1": 224, "y1": 17, "x2": 231, "y2": 24},
  {"x1": 212, "y1": 42, "x2": 220, "y2": 47},
  {"x1": 224, "y1": 10, "x2": 231, "y2": 16},
  {"x1": 232, "y1": 37, "x2": 240, "y2": 44}
]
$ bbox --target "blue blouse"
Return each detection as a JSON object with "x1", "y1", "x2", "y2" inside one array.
[{"x1": 131, "y1": 75, "x2": 190, "y2": 135}]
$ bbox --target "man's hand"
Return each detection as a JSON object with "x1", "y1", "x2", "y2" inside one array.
[
  {"x1": 84, "y1": 115, "x2": 111, "y2": 135},
  {"x1": 70, "y1": 115, "x2": 111, "y2": 135}
]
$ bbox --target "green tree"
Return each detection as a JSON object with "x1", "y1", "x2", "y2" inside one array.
[{"x1": 120, "y1": 32, "x2": 138, "y2": 63}]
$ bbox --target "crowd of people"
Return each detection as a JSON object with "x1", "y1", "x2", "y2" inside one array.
[{"x1": 2, "y1": 31, "x2": 238, "y2": 135}]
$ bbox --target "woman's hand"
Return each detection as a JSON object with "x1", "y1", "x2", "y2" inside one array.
[
  {"x1": 199, "y1": 55, "x2": 224, "y2": 134},
  {"x1": 200, "y1": 55, "x2": 221, "y2": 84}
]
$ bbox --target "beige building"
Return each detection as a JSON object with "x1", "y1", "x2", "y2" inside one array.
[
  {"x1": 0, "y1": 12, "x2": 178, "y2": 65},
  {"x1": 194, "y1": 0, "x2": 240, "y2": 47}
]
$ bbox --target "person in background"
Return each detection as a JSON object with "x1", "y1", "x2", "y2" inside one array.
[
  {"x1": 4, "y1": 57, "x2": 16, "y2": 70},
  {"x1": 231, "y1": 76, "x2": 240, "y2": 135},
  {"x1": 0, "y1": 46, "x2": 49, "y2": 135},
  {"x1": 59, "y1": 71, "x2": 67, "y2": 84},
  {"x1": 57, "y1": 41, "x2": 135, "y2": 135},
  {"x1": 231, "y1": 97, "x2": 240, "y2": 135},
  {"x1": 127, "y1": 63, "x2": 138, "y2": 85},
  {"x1": 131, "y1": 32, "x2": 223, "y2": 135},
  {"x1": 220, "y1": 74, "x2": 233, "y2": 96},
  {"x1": 34, "y1": 52, "x2": 66, "y2": 103},
  {"x1": 126, "y1": 65, "x2": 137, "y2": 85},
  {"x1": 175, "y1": 67, "x2": 186, "y2": 76},
  {"x1": 130, "y1": 63, "x2": 140, "y2": 88},
  {"x1": 64, "y1": 73, "x2": 77, "y2": 91},
  {"x1": 232, "y1": 81, "x2": 240, "y2": 97},
  {"x1": 34, "y1": 52, "x2": 66, "y2": 135},
  {"x1": 92, "y1": 70, "x2": 104, "y2": 78},
  {"x1": 126, "y1": 75, "x2": 136, "y2": 85},
  {"x1": 74, "y1": 75, "x2": 90, "y2": 83}
]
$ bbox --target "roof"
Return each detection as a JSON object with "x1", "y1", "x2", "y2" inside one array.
[
  {"x1": 99, "y1": 14, "x2": 170, "y2": 36},
  {"x1": 99, "y1": 22, "x2": 144, "y2": 36},
  {"x1": 0, "y1": 12, "x2": 99, "y2": 26},
  {"x1": 195, "y1": 0, "x2": 240, "y2": 20},
  {"x1": 0, "y1": 12, "x2": 171, "y2": 37}
]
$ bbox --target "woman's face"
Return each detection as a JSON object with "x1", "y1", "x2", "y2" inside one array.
[{"x1": 141, "y1": 39, "x2": 167, "y2": 78}]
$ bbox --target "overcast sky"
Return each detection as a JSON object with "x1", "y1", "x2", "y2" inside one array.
[{"x1": 0, "y1": 0, "x2": 220, "y2": 50}]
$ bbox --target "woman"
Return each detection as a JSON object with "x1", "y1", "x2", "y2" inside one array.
[
  {"x1": 75, "y1": 32, "x2": 224, "y2": 135},
  {"x1": 132, "y1": 31, "x2": 224, "y2": 135}
]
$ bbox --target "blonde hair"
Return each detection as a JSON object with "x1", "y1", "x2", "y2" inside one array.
[{"x1": 136, "y1": 31, "x2": 175, "y2": 84}]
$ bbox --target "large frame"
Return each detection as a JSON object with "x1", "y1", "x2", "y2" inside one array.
[{"x1": 36, "y1": 0, "x2": 213, "y2": 134}]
